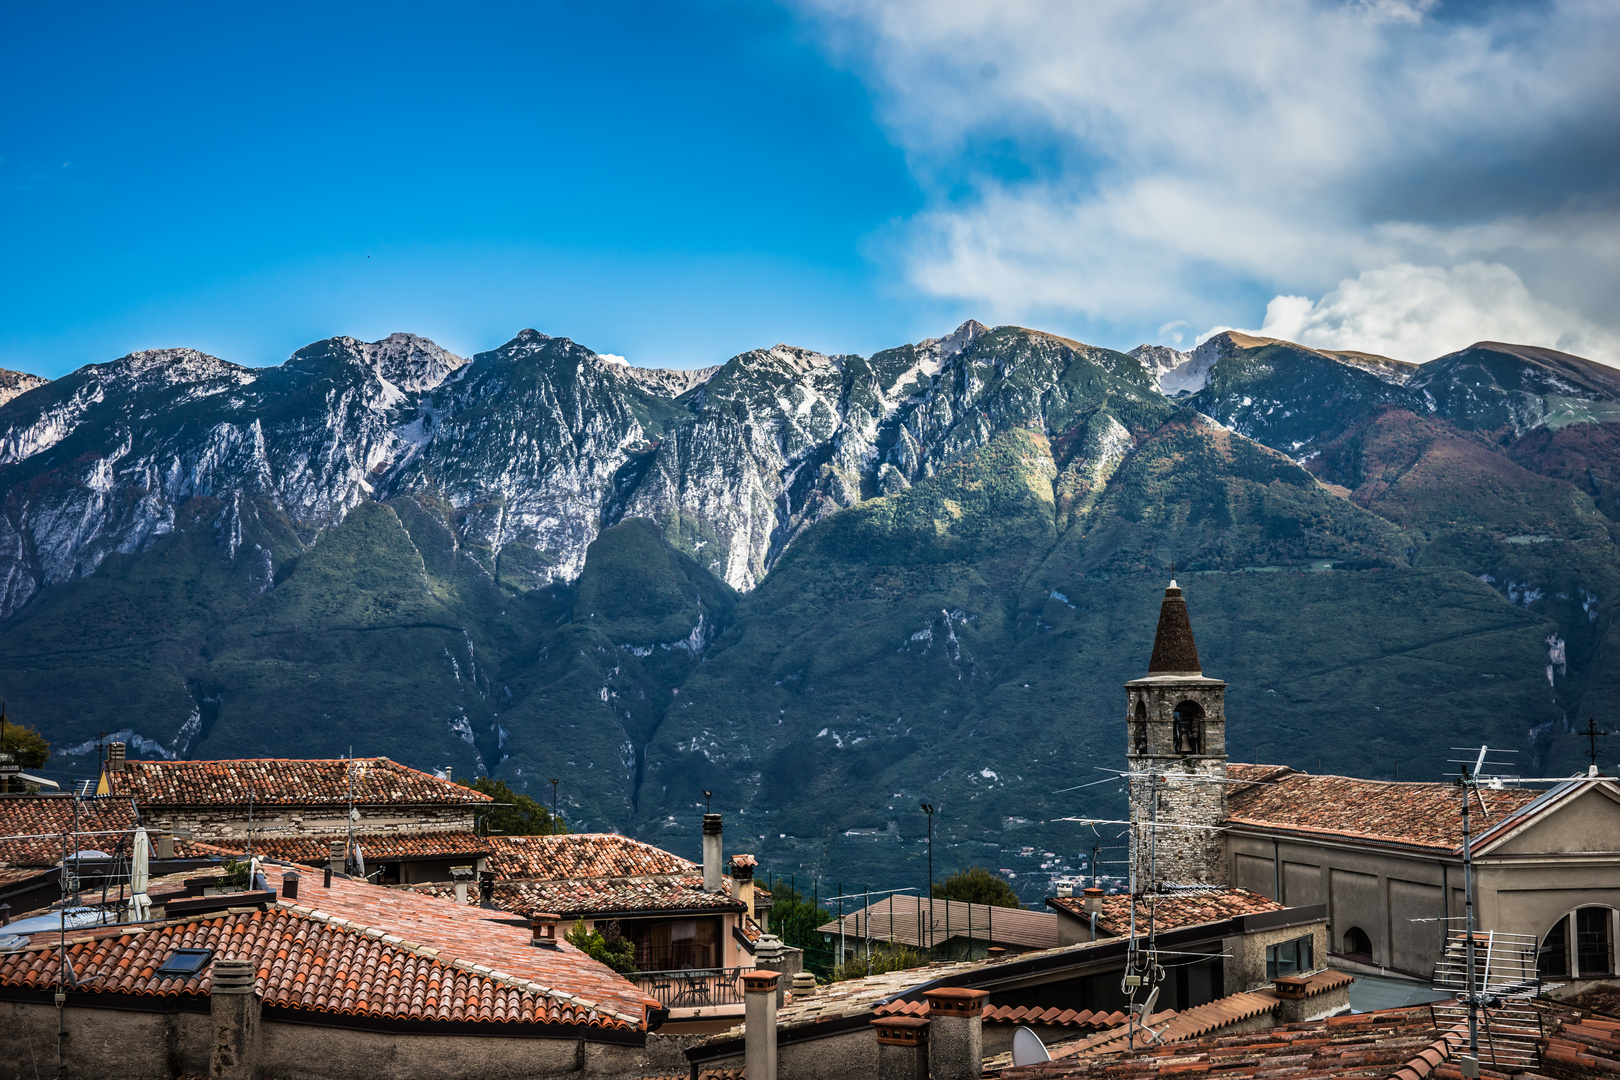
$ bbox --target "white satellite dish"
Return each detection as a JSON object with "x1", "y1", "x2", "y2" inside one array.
[{"x1": 1011, "y1": 1026, "x2": 1051, "y2": 1066}]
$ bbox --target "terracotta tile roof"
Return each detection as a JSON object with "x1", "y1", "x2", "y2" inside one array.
[
  {"x1": 107, "y1": 758, "x2": 491, "y2": 807},
  {"x1": 0, "y1": 906, "x2": 636, "y2": 1028},
  {"x1": 1223, "y1": 765, "x2": 1542, "y2": 853},
  {"x1": 195, "y1": 831, "x2": 491, "y2": 866},
  {"x1": 1541, "y1": 1009, "x2": 1620, "y2": 1076},
  {"x1": 1046, "y1": 887, "x2": 1285, "y2": 937},
  {"x1": 815, "y1": 898, "x2": 1062, "y2": 951},
  {"x1": 407, "y1": 875, "x2": 744, "y2": 919},
  {"x1": 484, "y1": 834, "x2": 696, "y2": 881},
  {"x1": 877, "y1": 997, "x2": 1127, "y2": 1029},
  {"x1": 0, "y1": 796, "x2": 139, "y2": 866},
  {"x1": 993, "y1": 1003, "x2": 1531, "y2": 1079},
  {"x1": 0, "y1": 861, "x2": 656, "y2": 1031}
]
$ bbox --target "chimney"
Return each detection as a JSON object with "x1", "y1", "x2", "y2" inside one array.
[
  {"x1": 106, "y1": 742, "x2": 126, "y2": 772},
  {"x1": 328, "y1": 841, "x2": 345, "y2": 877},
  {"x1": 923, "y1": 988, "x2": 988, "y2": 1080},
  {"x1": 209, "y1": 958, "x2": 261, "y2": 1080},
  {"x1": 730, "y1": 854, "x2": 756, "y2": 916},
  {"x1": 742, "y1": 970, "x2": 780, "y2": 1080},
  {"x1": 155, "y1": 831, "x2": 175, "y2": 860},
  {"x1": 1083, "y1": 887, "x2": 1104, "y2": 914},
  {"x1": 531, "y1": 913, "x2": 562, "y2": 949},
  {"x1": 282, "y1": 872, "x2": 299, "y2": 902},
  {"x1": 702, "y1": 814, "x2": 723, "y2": 893},
  {"x1": 872, "y1": 1015, "x2": 930, "y2": 1080},
  {"x1": 790, "y1": 970, "x2": 817, "y2": 1000}
]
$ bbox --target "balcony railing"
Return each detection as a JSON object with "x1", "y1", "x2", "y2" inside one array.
[{"x1": 631, "y1": 966, "x2": 747, "y2": 1009}]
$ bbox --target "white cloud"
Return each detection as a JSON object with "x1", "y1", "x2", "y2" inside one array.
[
  {"x1": 1249, "y1": 262, "x2": 1620, "y2": 364},
  {"x1": 597, "y1": 353, "x2": 630, "y2": 366},
  {"x1": 794, "y1": 0, "x2": 1620, "y2": 361}
]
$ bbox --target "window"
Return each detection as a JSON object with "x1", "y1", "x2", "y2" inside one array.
[
  {"x1": 1172, "y1": 701, "x2": 1205, "y2": 754},
  {"x1": 622, "y1": 916, "x2": 721, "y2": 971},
  {"x1": 1576, "y1": 907, "x2": 1614, "y2": 977},
  {"x1": 155, "y1": 948, "x2": 214, "y2": 977},
  {"x1": 1133, "y1": 700, "x2": 1148, "y2": 754},
  {"x1": 1539, "y1": 916, "x2": 1571, "y2": 979},
  {"x1": 1266, "y1": 935, "x2": 1313, "y2": 980},
  {"x1": 1342, "y1": 926, "x2": 1373, "y2": 958}
]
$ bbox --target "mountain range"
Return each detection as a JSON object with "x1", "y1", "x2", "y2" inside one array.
[{"x1": 4, "y1": 321, "x2": 1618, "y2": 898}]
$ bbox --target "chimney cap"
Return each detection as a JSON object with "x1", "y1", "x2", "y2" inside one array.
[
  {"x1": 741, "y1": 969, "x2": 780, "y2": 992},
  {"x1": 702, "y1": 813, "x2": 723, "y2": 836},
  {"x1": 923, "y1": 987, "x2": 988, "y2": 1017}
]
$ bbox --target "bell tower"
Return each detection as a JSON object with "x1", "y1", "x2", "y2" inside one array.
[{"x1": 1123, "y1": 580, "x2": 1228, "y2": 892}]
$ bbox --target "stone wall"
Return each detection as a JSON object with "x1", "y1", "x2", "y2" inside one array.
[
  {"x1": 0, "y1": 1000, "x2": 647, "y2": 1080},
  {"x1": 1125, "y1": 677, "x2": 1228, "y2": 889},
  {"x1": 1128, "y1": 759, "x2": 1228, "y2": 889}
]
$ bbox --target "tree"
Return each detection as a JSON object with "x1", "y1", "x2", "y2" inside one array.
[
  {"x1": 767, "y1": 880, "x2": 833, "y2": 950},
  {"x1": 0, "y1": 717, "x2": 49, "y2": 768},
  {"x1": 931, "y1": 866, "x2": 1021, "y2": 909},
  {"x1": 566, "y1": 919, "x2": 637, "y2": 974},
  {"x1": 458, "y1": 776, "x2": 568, "y2": 836}
]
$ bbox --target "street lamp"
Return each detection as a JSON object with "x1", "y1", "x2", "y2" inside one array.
[
  {"x1": 549, "y1": 778, "x2": 559, "y2": 836},
  {"x1": 920, "y1": 802, "x2": 935, "y2": 949}
]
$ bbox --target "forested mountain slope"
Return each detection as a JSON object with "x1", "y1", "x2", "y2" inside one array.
[{"x1": 3, "y1": 323, "x2": 1616, "y2": 892}]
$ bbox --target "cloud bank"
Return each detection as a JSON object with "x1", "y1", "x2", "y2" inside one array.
[{"x1": 794, "y1": 0, "x2": 1620, "y2": 363}]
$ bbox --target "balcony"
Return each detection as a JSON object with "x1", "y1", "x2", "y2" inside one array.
[{"x1": 631, "y1": 966, "x2": 747, "y2": 1010}]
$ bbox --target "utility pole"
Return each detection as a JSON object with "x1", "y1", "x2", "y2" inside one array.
[
  {"x1": 920, "y1": 802, "x2": 935, "y2": 950},
  {"x1": 549, "y1": 778, "x2": 559, "y2": 835},
  {"x1": 1460, "y1": 765, "x2": 1479, "y2": 1063}
]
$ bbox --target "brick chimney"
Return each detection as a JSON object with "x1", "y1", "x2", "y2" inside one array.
[
  {"x1": 531, "y1": 913, "x2": 562, "y2": 949},
  {"x1": 730, "y1": 854, "x2": 756, "y2": 916},
  {"x1": 702, "y1": 814, "x2": 724, "y2": 893},
  {"x1": 106, "y1": 742, "x2": 126, "y2": 772}
]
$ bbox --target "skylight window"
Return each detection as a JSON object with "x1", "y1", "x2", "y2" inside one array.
[{"x1": 155, "y1": 948, "x2": 214, "y2": 977}]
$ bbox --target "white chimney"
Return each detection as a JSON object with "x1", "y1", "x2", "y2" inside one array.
[{"x1": 702, "y1": 814, "x2": 723, "y2": 892}]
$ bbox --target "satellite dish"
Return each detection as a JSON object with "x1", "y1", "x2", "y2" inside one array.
[
  {"x1": 1011, "y1": 1026, "x2": 1051, "y2": 1066},
  {"x1": 1138, "y1": 987, "x2": 1160, "y2": 1018}
]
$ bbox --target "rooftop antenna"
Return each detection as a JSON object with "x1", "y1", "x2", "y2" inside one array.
[
  {"x1": 1580, "y1": 718, "x2": 1607, "y2": 772},
  {"x1": 346, "y1": 748, "x2": 355, "y2": 875},
  {"x1": 549, "y1": 777, "x2": 559, "y2": 835}
]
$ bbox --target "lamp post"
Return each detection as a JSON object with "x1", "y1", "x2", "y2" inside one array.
[
  {"x1": 549, "y1": 778, "x2": 559, "y2": 836},
  {"x1": 920, "y1": 803, "x2": 935, "y2": 950}
]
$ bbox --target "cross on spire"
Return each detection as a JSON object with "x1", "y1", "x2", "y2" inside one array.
[{"x1": 1580, "y1": 717, "x2": 1608, "y2": 770}]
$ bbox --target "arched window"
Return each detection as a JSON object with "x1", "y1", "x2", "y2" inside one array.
[
  {"x1": 1342, "y1": 926, "x2": 1373, "y2": 958},
  {"x1": 1539, "y1": 907, "x2": 1617, "y2": 978},
  {"x1": 1172, "y1": 700, "x2": 1205, "y2": 754},
  {"x1": 1133, "y1": 699, "x2": 1148, "y2": 754}
]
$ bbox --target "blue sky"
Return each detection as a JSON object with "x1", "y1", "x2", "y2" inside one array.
[{"x1": 3, "y1": 1, "x2": 1617, "y2": 376}]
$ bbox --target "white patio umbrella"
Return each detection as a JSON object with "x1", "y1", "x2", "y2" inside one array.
[{"x1": 126, "y1": 826, "x2": 152, "y2": 922}]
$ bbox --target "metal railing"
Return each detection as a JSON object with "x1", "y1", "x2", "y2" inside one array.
[{"x1": 631, "y1": 966, "x2": 747, "y2": 1009}]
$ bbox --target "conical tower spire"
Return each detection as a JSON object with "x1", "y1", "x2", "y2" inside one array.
[{"x1": 1147, "y1": 579, "x2": 1201, "y2": 675}]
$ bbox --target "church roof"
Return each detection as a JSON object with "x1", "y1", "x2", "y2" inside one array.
[
  {"x1": 1223, "y1": 766, "x2": 1544, "y2": 853},
  {"x1": 1047, "y1": 888, "x2": 1284, "y2": 937},
  {"x1": 1146, "y1": 582, "x2": 1202, "y2": 675}
]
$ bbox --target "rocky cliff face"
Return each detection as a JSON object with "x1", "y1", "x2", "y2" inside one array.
[{"x1": 4, "y1": 320, "x2": 1620, "y2": 891}]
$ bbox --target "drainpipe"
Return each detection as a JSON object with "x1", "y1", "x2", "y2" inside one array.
[{"x1": 1273, "y1": 838, "x2": 1281, "y2": 903}]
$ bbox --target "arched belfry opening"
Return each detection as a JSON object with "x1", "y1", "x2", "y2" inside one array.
[
  {"x1": 1173, "y1": 700, "x2": 1205, "y2": 754},
  {"x1": 1123, "y1": 579, "x2": 1229, "y2": 890}
]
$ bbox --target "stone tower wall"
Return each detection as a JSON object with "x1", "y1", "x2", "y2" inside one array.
[{"x1": 1125, "y1": 680, "x2": 1228, "y2": 890}]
